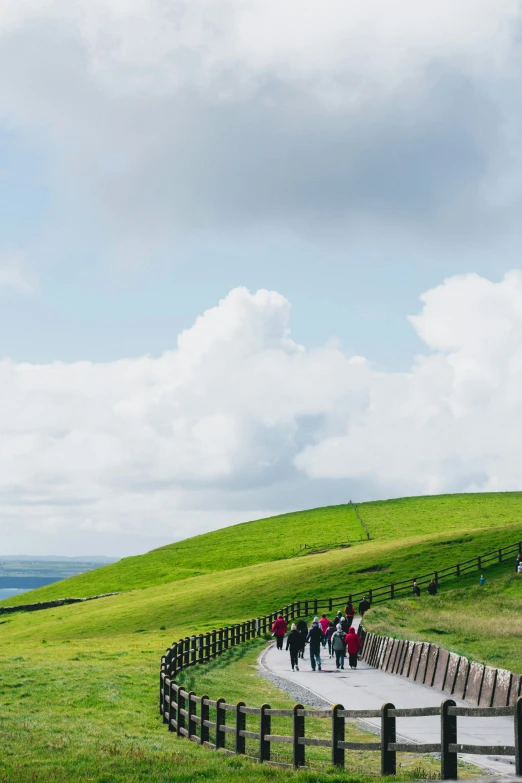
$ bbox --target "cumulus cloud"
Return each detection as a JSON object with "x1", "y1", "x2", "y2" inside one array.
[
  {"x1": 1, "y1": 273, "x2": 522, "y2": 555},
  {"x1": 0, "y1": 0, "x2": 521, "y2": 259}
]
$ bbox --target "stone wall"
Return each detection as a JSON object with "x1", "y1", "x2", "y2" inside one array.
[
  {"x1": 360, "y1": 630, "x2": 521, "y2": 707},
  {"x1": 0, "y1": 593, "x2": 119, "y2": 615}
]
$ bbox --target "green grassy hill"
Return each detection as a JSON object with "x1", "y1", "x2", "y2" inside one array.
[
  {"x1": 1, "y1": 492, "x2": 522, "y2": 782},
  {"x1": 4, "y1": 491, "x2": 522, "y2": 606}
]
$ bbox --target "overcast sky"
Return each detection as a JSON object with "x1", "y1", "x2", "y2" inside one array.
[{"x1": 2, "y1": 1, "x2": 522, "y2": 556}]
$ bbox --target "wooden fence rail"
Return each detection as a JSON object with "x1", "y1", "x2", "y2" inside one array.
[{"x1": 159, "y1": 538, "x2": 522, "y2": 777}]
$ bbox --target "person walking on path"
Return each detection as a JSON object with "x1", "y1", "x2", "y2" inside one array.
[
  {"x1": 331, "y1": 624, "x2": 346, "y2": 669},
  {"x1": 326, "y1": 622, "x2": 336, "y2": 657},
  {"x1": 306, "y1": 617, "x2": 325, "y2": 671},
  {"x1": 344, "y1": 601, "x2": 356, "y2": 628},
  {"x1": 412, "y1": 581, "x2": 421, "y2": 597},
  {"x1": 319, "y1": 614, "x2": 330, "y2": 643},
  {"x1": 516, "y1": 554, "x2": 522, "y2": 573},
  {"x1": 296, "y1": 619, "x2": 308, "y2": 658},
  {"x1": 271, "y1": 614, "x2": 287, "y2": 650},
  {"x1": 286, "y1": 624, "x2": 304, "y2": 671},
  {"x1": 427, "y1": 578, "x2": 437, "y2": 596},
  {"x1": 358, "y1": 596, "x2": 371, "y2": 617},
  {"x1": 345, "y1": 627, "x2": 361, "y2": 669},
  {"x1": 339, "y1": 614, "x2": 350, "y2": 633},
  {"x1": 333, "y1": 610, "x2": 343, "y2": 627}
]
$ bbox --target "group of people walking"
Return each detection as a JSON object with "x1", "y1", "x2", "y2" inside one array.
[{"x1": 271, "y1": 597, "x2": 369, "y2": 672}]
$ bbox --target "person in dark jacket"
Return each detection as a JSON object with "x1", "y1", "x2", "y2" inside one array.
[
  {"x1": 412, "y1": 581, "x2": 421, "y2": 597},
  {"x1": 296, "y1": 619, "x2": 308, "y2": 658},
  {"x1": 286, "y1": 624, "x2": 304, "y2": 671},
  {"x1": 325, "y1": 622, "x2": 336, "y2": 657},
  {"x1": 516, "y1": 554, "x2": 522, "y2": 573},
  {"x1": 344, "y1": 602, "x2": 355, "y2": 628},
  {"x1": 339, "y1": 615, "x2": 349, "y2": 633},
  {"x1": 271, "y1": 614, "x2": 287, "y2": 650},
  {"x1": 306, "y1": 618, "x2": 325, "y2": 671},
  {"x1": 358, "y1": 596, "x2": 371, "y2": 617},
  {"x1": 345, "y1": 627, "x2": 361, "y2": 669},
  {"x1": 331, "y1": 624, "x2": 346, "y2": 669},
  {"x1": 427, "y1": 579, "x2": 437, "y2": 596},
  {"x1": 333, "y1": 610, "x2": 343, "y2": 627}
]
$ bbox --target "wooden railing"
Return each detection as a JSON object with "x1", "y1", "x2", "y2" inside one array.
[{"x1": 159, "y1": 538, "x2": 522, "y2": 776}]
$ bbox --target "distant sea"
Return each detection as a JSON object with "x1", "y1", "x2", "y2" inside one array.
[{"x1": 0, "y1": 577, "x2": 63, "y2": 603}]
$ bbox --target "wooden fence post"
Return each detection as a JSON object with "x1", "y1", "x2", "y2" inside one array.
[
  {"x1": 211, "y1": 631, "x2": 217, "y2": 657},
  {"x1": 498, "y1": 548, "x2": 502, "y2": 563},
  {"x1": 478, "y1": 556, "x2": 482, "y2": 570},
  {"x1": 216, "y1": 698, "x2": 226, "y2": 749},
  {"x1": 259, "y1": 704, "x2": 271, "y2": 763},
  {"x1": 332, "y1": 704, "x2": 345, "y2": 767},
  {"x1": 305, "y1": 600, "x2": 309, "y2": 616},
  {"x1": 440, "y1": 699, "x2": 457, "y2": 780},
  {"x1": 183, "y1": 637, "x2": 190, "y2": 668},
  {"x1": 314, "y1": 599, "x2": 318, "y2": 616},
  {"x1": 198, "y1": 635, "x2": 204, "y2": 664},
  {"x1": 187, "y1": 691, "x2": 196, "y2": 740},
  {"x1": 381, "y1": 703, "x2": 396, "y2": 776},
  {"x1": 293, "y1": 703, "x2": 305, "y2": 768},
  {"x1": 235, "y1": 702, "x2": 246, "y2": 755},
  {"x1": 297, "y1": 601, "x2": 301, "y2": 617},
  {"x1": 177, "y1": 689, "x2": 185, "y2": 737},
  {"x1": 368, "y1": 589, "x2": 373, "y2": 604},
  {"x1": 390, "y1": 584, "x2": 394, "y2": 599},
  {"x1": 456, "y1": 563, "x2": 460, "y2": 577},
  {"x1": 191, "y1": 637, "x2": 197, "y2": 665},
  {"x1": 200, "y1": 695, "x2": 210, "y2": 745},
  {"x1": 515, "y1": 696, "x2": 522, "y2": 777},
  {"x1": 168, "y1": 679, "x2": 177, "y2": 731},
  {"x1": 329, "y1": 597, "x2": 333, "y2": 612}
]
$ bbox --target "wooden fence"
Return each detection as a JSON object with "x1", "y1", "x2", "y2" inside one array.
[{"x1": 159, "y1": 538, "x2": 522, "y2": 776}]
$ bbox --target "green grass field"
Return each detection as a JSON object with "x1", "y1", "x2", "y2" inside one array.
[
  {"x1": 1, "y1": 492, "x2": 521, "y2": 782},
  {"x1": 4, "y1": 491, "x2": 522, "y2": 605}
]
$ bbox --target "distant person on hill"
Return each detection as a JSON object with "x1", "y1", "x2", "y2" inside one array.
[
  {"x1": 427, "y1": 579, "x2": 437, "y2": 596},
  {"x1": 358, "y1": 596, "x2": 371, "y2": 617},
  {"x1": 479, "y1": 574, "x2": 486, "y2": 586},
  {"x1": 345, "y1": 627, "x2": 361, "y2": 669},
  {"x1": 296, "y1": 619, "x2": 308, "y2": 657},
  {"x1": 516, "y1": 554, "x2": 522, "y2": 572},
  {"x1": 331, "y1": 624, "x2": 346, "y2": 669},
  {"x1": 306, "y1": 617, "x2": 325, "y2": 671},
  {"x1": 412, "y1": 581, "x2": 421, "y2": 597},
  {"x1": 319, "y1": 614, "x2": 329, "y2": 646},
  {"x1": 344, "y1": 601, "x2": 356, "y2": 628},
  {"x1": 271, "y1": 614, "x2": 287, "y2": 650},
  {"x1": 286, "y1": 624, "x2": 304, "y2": 671},
  {"x1": 326, "y1": 622, "x2": 336, "y2": 657}
]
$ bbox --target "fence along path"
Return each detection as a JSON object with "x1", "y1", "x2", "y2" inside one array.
[{"x1": 159, "y1": 539, "x2": 522, "y2": 776}]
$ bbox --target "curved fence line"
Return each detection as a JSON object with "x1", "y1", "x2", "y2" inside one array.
[{"x1": 159, "y1": 539, "x2": 522, "y2": 777}]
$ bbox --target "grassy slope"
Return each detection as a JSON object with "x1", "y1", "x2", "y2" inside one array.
[
  {"x1": 1, "y1": 493, "x2": 522, "y2": 782},
  {"x1": 364, "y1": 570, "x2": 522, "y2": 674},
  {"x1": 4, "y1": 491, "x2": 522, "y2": 605}
]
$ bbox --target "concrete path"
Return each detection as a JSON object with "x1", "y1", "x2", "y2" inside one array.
[{"x1": 261, "y1": 627, "x2": 516, "y2": 777}]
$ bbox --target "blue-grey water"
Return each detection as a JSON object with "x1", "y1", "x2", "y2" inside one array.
[{"x1": 0, "y1": 588, "x2": 31, "y2": 601}]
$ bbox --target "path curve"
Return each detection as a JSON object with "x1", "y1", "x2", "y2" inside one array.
[{"x1": 260, "y1": 622, "x2": 516, "y2": 778}]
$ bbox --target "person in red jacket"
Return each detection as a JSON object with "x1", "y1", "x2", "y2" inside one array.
[
  {"x1": 344, "y1": 601, "x2": 355, "y2": 629},
  {"x1": 319, "y1": 614, "x2": 330, "y2": 646},
  {"x1": 345, "y1": 627, "x2": 361, "y2": 669},
  {"x1": 271, "y1": 614, "x2": 287, "y2": 650}
]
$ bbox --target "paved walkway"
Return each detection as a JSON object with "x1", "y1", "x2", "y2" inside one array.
[{"x1": 261, "y1": 625, "x2": 516, "y2": 777}]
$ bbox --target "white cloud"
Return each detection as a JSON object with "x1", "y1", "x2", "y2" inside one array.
[
  {"x1": 2, "y1": 274, "x2": 522, "y2": 555},
  {"x1": 0, "y1": 254, "x2": 36, "y2": 294}
]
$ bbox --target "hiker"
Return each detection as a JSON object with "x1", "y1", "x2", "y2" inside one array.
[
  {"x1": 427, "y1": 579, "x2": 437, "y2": 596},
  {"x1": 518, "y1": 562, "x2": 522, "y2": 574},
  {"x1": 331, "y1": 624, "x2": 346, "y2": 669},
  {"x1": 516, "y1": 554, "x2": 522, "y2": 573},
  {"x1": 326, "y1": 622, "x2": 336, "y2": 657},
  {"x1": 333, "y1": 610, "x2": 343, "y2": 627},
  {"x1": 344, "y1": 601, "x2": 356, "y2": 628},
  {"x1": 479, "y1": 574, "x2": 486, "y2": 586},
  {"x1": 296, "y1": 619, "x2": 308, "y2": 658},
  {"x1": 339, "y1": 614, "x2": 350, "y2": 633},
  {"x1": 345, "y1": 627, "x2": 361, "y2": 669},
  {"x1": 319, "y1": 614, "x2": 330, "y2": 643},
  {"x1": 306, "y1": 617, "x2": 325, "y2": 671},
  {"x1": 358, "y1": 596, "x2": 371, "y2": 617},
  {"x1": 412, "y1": 580, "x2": 421, "y2": 597},
  {"x1": 271, "y1": 614, "x2": 287, "y2": 650},
  {"x1": 286, "y1": 624, "x2": 304, "y2": 671}
]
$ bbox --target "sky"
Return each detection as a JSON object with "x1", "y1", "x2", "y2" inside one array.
[{"x1": 2, "y1": 1, "x2": 522, "y2": 556}]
